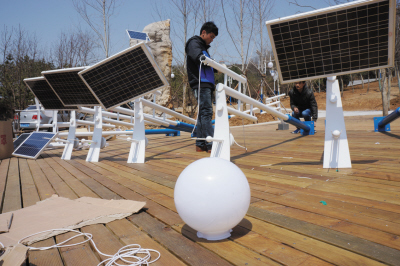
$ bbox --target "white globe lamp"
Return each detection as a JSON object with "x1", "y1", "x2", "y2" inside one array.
[
  {"x1": 174, "y1": 157, "x2": 251, "y2": 241},
  {"x1": 268, "y1": 61, "x2": 274, "y2": 69}
]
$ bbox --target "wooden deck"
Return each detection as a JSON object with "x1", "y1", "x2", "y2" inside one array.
[{"x1": 2, "y1": 115, "x2": 400, "y2": 265}]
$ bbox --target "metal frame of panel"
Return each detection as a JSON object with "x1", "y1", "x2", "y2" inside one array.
[
  {"x1": 266, "y1": 0, "x2": 396, "y2": 84},
  {"x1": 12, "y1": 132, "x2": 57, "y2": 159},
  {"x1": 126, "y1": 30, "x2": 150, "y2": 42},
  {"x1": 24, "y1": 77, "x2": 78, "y2": 110},
  {"x1": 42, "y1": 66, "x2": 100, "y2": 106},
  {"x1": 78, "y1": 42, "x2": 169, "y2": 110}
]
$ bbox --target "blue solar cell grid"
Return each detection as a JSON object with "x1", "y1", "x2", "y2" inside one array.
[
  {"x1": 13, "y1": 133, "x2": 31, "y2": 149},
  {"x1": 127, "y1": 30, "x2": 148, "y2": 41},
  {"x1": 13, "y1": 132, "x2": 56, "y2": 159}
]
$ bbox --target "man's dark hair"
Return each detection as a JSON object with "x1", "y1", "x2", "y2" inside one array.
[{"x1": 200, "y1": 21, "x2": 218, "y2": 36}]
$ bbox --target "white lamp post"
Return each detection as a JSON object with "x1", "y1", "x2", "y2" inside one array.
[{"x1": 268, "y1": 57, "x2": 287, "y2": 130}]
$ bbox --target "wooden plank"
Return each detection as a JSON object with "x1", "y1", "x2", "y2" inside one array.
[
  {"x1": 247, "y1": 206, "x2": 399, "y2": 265},
  {"x1": 53, "y1": 155, "x2": 183, "y2": 226},
  {"x1": 56, "y1": 231, "x2": 100, "y2": 266},
  {"x1": 2, "y1": 157, "x2": 21, "y2": 213},
  {"x1": 128, "y1": 212, "x2": 233, "y2": 266},
  {"x1": 251, "y1": 200, "x2": 400, "y2": 251},
  {"x1": 35, "y1": 158, "x2": 78, "y2": 200},
  {"x1": 173, "y1": 223, "x2": 281, "y2": 266},
  {"x1": 18, "y1": 158, "x2": 64, "y2": 266},
  {"x1": 308, "y1": 182, "x2": 400, "y2": 204},
  {"x1": 255, "y1": 192, "x2": 400, "y2": 235},
  {"x1": 70, "y1": 158, "x2": 183, "y2": 226},
  {"x1": 229, "y1": 225, "x2": 332, "y2": 266},
  {"x1": 28, "y1": 238, "x2": 64, "y2": 266},
  {"x1": 282, "y1": 191, "x2": 400, "y2": 223},
  {"x1": 52, "y1": 157, "x2": 120, "y2": 200},
  {"x1": 27, "y1": 159, "x2": 56, "y2": 200},
  {"x1": 81, "y1": 224, "x2": 125, "y2": 263},
  {"x1": 245, "y1": 215, "x2": 387, "y2": 266},
  {"x1": 19, "y1": 159, "x2": 40, "y2": 208},
  {"x1": 107, "y1": 219, "x2": 186, "y2": 266},
  {"x1": 41, "y1": 154, "x2": 99, "y2": 198},
  {"x1": 0, "y1": 159, "x2": 10, "y2": 213}
]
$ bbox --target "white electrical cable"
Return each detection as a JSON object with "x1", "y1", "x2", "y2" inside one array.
[
  {"x1": 234, "y1": 138, "x2": 247, "y2": 151},
  {"x1": 17, "y1": 228, "x2": 160, "y2": 266},
  {"x1": 239, "y1": 118, "x2": 248, "y2": 151}
]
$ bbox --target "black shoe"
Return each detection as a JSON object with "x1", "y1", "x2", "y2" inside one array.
[
  {"x1": 291, "y1": 129, "x2": 300, "y2": 134},
  {"x1": 196, "y1": 146, "x2": 207, "y2": 152}
]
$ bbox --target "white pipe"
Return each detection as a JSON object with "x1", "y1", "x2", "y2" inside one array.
[
  {"x1": 266, "y1": 101, "x2": 281, "y2": 106},
  {"x1": 112, "y1": 106, "x2": 172, "y2": 127},
  {"x1": 230, "y1": 120, "x2": 281, "y2": 128},
  {"x1": 144, "y1": 114, "x2": 175, "y2": 126},
  {"x1": 140, "y1": 98, "x2": 196, "y2": 124},
  {"x1": 76, "y1": 119, "x2": 115, "y2": 128},
  {"x1": 267, "y1": 94, "x2": 286, "y2": 101},
  {"x1": 202, "y1": 57, "x2": 247, "y2": 84},
  {"x1": 47, "y1": 143, "x2": 66, "y2": 148},
  {"x1": 221, "y1": 84, "x2": 289, "y2": 120},
  {"x1": 38, "y1": 124, "x2": 53, "y2": 128},
  {"x1": 80, "y1": 107, "x2": 132, "y2": 120},
  {"x1": 57, "y1": 122, "x2": 71, "y2": 128},
  {"x1": 58, "y1": 131, "x2": 129, "y2": 137},
  {"x1": 226, "y1": 106, "x2": 258, "y2": 122},
  {"x1": 102, "y1": 117, "x2": 134, "y2": 127}
]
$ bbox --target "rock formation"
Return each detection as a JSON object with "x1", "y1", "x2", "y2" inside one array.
[{"x1": 129, "y1": 19, "x2": 172, "y2": 113}]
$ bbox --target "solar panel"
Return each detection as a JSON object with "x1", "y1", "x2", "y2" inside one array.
[
  {"x1": 266, "y1": 0, "x2": 396, "y2": 84},
  {"x1": 13, "y1": 133, "x2": 30, "y2": 150},
  {"x1": 24, "y1": 77, "x2": 78, "y2": 110},
  {"x1": 12, "y1": 132, "x2": 57, "y2": 159},
  {"x1": 42, "y1": 67, "x2": 100, "y2": 106},
  {"x1": 78, "y1": 42, "x2": 168, "y2": 110},
  {"x1": 126, "y1": 30, "x2": 149, "y2": 41}
]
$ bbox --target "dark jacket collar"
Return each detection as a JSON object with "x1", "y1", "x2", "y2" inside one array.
[{"x1": 185, "y1": 35, "x2": 211, "y2": 51}]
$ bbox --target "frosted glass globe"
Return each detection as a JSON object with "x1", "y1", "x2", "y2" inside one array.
[{"x1": 174, "y1": 157, "x2": 251, "y2": 240}]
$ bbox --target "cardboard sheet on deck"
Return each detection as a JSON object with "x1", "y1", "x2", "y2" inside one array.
[{"x1": 0, "y1": 195, "x2": 146, "y2": 247}]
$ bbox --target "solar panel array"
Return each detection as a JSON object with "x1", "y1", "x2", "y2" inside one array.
[
  {"x1": 13, "y1": 133, "x2": 30, "y2": 149},
  {"x1": 13, "y1": 132, "x2": 56, "y2": 159},
  {"x1": 79, "y1": 43, "x2": 167, "y2": 110},
  {"x1": 42, "y1": 68, "x2": 100, "y2": 106},
  {"x1": 24, "y1": 77, "x2": 78, "y2": 110},
  {"x1": 127, "y1": 30, "x2": 148, "y2": 41},
  {"x1": 267, "y1": 0, "x2": 394, "y2": 83}
]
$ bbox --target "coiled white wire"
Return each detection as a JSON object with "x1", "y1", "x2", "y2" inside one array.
[{"x1": 16, "y1": 228, "x2": 160, "y2": 266}]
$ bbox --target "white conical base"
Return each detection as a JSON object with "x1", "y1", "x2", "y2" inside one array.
[
  {"x1": 323, "y1": 77, "x2": 351, "y2": 168},
  {"x1": 197, "y1": 229, "x2": 232, "y2": 241}
]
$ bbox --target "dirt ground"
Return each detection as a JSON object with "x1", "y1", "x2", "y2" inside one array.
[{"x1": 229, "y1": 79, "x2": 400, "y2": 126}]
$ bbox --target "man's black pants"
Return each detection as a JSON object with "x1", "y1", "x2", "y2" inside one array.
[{"x1": 193, "y1": 87, "x2": 214, "y2": 150}]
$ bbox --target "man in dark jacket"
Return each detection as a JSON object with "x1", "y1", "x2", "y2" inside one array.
[
  {"x1": 185, "y1": 21, "x2": 218, "y2": 152},
  {"x1": 288, "y1": 81, "x2": 318, "y2": 134}
]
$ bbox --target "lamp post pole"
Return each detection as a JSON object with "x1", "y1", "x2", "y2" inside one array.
[{"x1": 268, "y1": 58, "x2": 287, "y2": 130}]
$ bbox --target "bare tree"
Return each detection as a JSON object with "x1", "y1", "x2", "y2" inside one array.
[
  {"x1": 72, "y1": 0, "x2": 118, "y2": 58},
  {"x1": 0, "y1": 25, "x2": 52, "y2": 112},
  {"x1": 199, "y1": 0, "x2": 221, "y2": 23},
  {"x1": 221, "y1": 0, "x2": 255, "y2": 73},
  {"x1": 251, "y1": 0, "x2": 274, "y2": 63},
  {"x1": 152, "y1": 0, "x2": 203, "y2": 114},
  {"x1": 52, "y1": 29, "x2": 97, "y2": 68}
]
